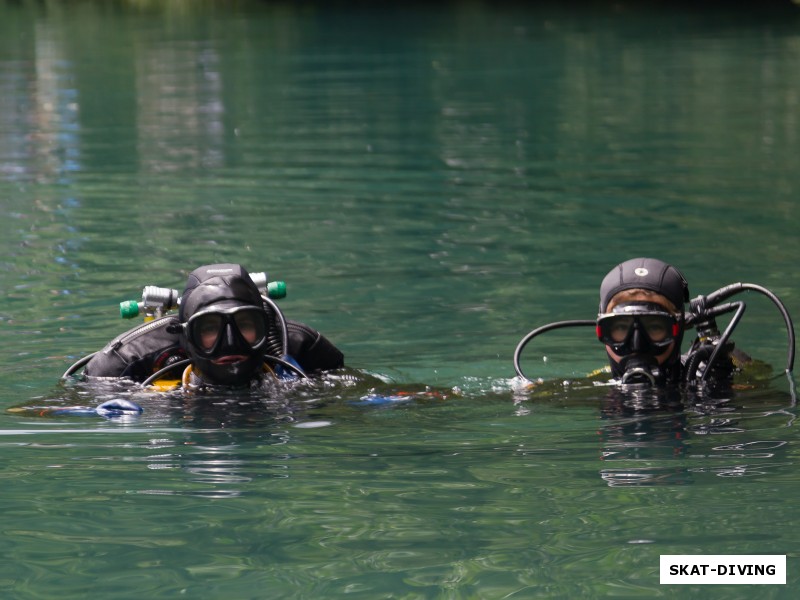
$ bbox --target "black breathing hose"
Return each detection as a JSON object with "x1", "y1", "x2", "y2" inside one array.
[
  {"x1": 697, "y1": 301, "x2": 746, "y2": 385},
  {"x1": 260, "y1": 295, "x2": 307, "y2": 379},
  {"x1": 513, "y1": 320, "x2": 596, "y2": 382},
  {"x1": 262, "y1": 295, "x2": 289, "y2": 358},
  {"x1": 61, "y1": 352, "x2": 98, "y2": 379},
  {"x1": 690, "y1": 283, "x2": 795, "y2": 375}
]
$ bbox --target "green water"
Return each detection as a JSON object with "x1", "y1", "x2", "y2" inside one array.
[{"x1": 1, "y1": 1, "x2": 800, "y2": 598}]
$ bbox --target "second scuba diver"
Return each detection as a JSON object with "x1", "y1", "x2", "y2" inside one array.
[
  {"x1": 514, "y1": 257, "x2": 795, "y2": 392},
  {"x1": 71, "y1": 263, "x2": 344, "y2": 389}
]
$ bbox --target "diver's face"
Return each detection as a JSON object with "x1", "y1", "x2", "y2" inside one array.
[
  {"x1": 184, "y1": 304, "x2": 268, "y2": 386},
  {"x1": 603, "y1": 294, "x2": 678, "y2": 365}
]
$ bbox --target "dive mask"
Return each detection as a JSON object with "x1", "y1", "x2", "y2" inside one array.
[
  {"x1": 596, "y1": 302, "x2": 680, "y2": 357},
  {"x1": 183, "y1": 305, "x2": 268, "y2": 357}
]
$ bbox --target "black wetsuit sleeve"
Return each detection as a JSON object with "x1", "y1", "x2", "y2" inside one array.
[
  {"x1": 286, "y1": 320, "x2": 344, "y2": 373},
  {"x1": 82, "y1": 316, "x2": 186, "y2": 382}
]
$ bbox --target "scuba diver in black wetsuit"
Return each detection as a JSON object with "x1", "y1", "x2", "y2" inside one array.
[
  {"x1": 514, "y1": 257, "x2": 796, "y2": 394},
  {"x1": 45, "y1": 263, "x2": 452, "y2": 418},
  {"x1": 66, "y1": 263, "x2": 344, "y2": 390}
]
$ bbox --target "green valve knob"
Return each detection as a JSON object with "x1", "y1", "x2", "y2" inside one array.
[
  {"x1": 268, "y1": 281, "x2": 286, "y2": 299},
  {"x1": 120, "y1": 300, "x2": 141, "y2": 319}
]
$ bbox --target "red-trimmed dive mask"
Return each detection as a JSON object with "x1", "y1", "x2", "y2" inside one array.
[{"x1": 597, "y1": 302, "x2": 680, "y2": 358}]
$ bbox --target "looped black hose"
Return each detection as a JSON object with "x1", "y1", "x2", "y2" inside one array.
[
  {"x1": 683, "y1": 343, "x2": 714, "y2": 387},
  {"x1": 513, "y1": 320, "x2": 596, "y2": 382},
  {"x1": 262, "y1": 295, "x2": 289, "y2": 358},
  {"x1": 739, "y1": 283, "x2": 796, "y2": 374},
  {"x1": 61, "y1": 352, "x2": 98, "y2": 380},
  {"x1": 690, "y1": 283, "x2": 795, "y2": 374},
  {"x1": 700, "y1": 301, "x2": 746, "y2": 385}
]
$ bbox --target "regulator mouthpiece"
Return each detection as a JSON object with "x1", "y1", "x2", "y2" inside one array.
[
  {"x1": 620, "y1": 366, "x2": 658, "y2": 386},
  {"x1": 618, "y1": 356, "x2": 660, "y2": 386}
]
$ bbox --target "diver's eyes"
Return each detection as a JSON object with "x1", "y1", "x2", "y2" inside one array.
[
  {"x1": 195, "y1": 314, "x2": 223, "y2": 350},
  {"x1": 640, "y1": 316, "x2": 670, "y2": 342},
  {"x1": 608, "y1": 316, "x2": 633, "y2": 342},
  {"x1": 233, "y1": 311, "x2": 264, "y2": 345}
]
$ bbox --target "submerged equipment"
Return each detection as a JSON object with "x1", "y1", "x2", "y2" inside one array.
[
  {"x1": 514, "y1": 281, "x2": 796, "y2": 390},
  {"x1": 62, "y1": 266, "x2": 307, "y2": 384}
]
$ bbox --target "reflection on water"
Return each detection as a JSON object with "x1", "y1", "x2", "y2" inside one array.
[
  {"x1": 3, "y1": 369, "x2": 799, "y2": 596},
  {"x1": 593, "y1": 384, "x2": 796, "y2": 487}
]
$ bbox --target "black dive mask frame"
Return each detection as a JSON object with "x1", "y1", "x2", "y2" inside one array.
[
  {"x1": 183, "y1": 305, "x2": 269, "y2": 358},
  {"x1": 596, "y1": 302, "x2": 681, "y2": 358}
]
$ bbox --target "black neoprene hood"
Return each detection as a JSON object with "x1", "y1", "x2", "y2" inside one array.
[
  {"x1": 179, "y1": 263, "x2": 262, "y2": 322},
  {"x1": 599, "y1": 257, "x2": 689, "y2": 313},
  {"x1": 177, "y1": 263, "x2": 268, "y2": 386}
]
